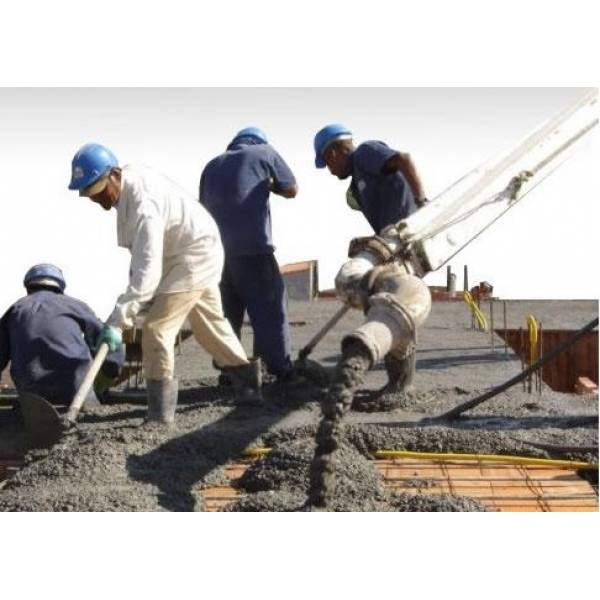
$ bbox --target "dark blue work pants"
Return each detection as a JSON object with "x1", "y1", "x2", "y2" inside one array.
[{"x1": 220, "y1": 254, "x2": 292, "y2": 377}]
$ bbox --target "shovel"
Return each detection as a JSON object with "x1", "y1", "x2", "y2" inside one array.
[
  {"x1": 297, "y1": 304, "x2": 351, "y2": 363},
  {"x1": 19, "y1": 343, "x2": 110, "y2": 448}
]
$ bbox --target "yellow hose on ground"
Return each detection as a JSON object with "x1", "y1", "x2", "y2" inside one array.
[
  {"x1": 242, "y1": 447, "x2": 271, "y2": 457},
  {"x1": 373, "y1": 450, "x2": 597, "y2": 470},
  {"x1": 463, "y1": 291, "x2": 488, "y2": 332},
  {"x1": 243, "y1": 447, "x2": 597, "y2": 470},
  {"x1": 527, "y1": 314, "x2": 539, "y2": 366}
]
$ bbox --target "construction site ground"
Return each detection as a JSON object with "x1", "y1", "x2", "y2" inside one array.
[{"x1": 0, "y1": 299, "x2": 597, "y2": 511}]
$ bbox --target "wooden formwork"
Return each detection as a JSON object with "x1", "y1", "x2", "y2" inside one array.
[
  {"x1": 198, "y1": 458, "x2": 598, "y2": 513},
  {"x1": 497, "y1": 328, "x2": 598, "y2": 392}
]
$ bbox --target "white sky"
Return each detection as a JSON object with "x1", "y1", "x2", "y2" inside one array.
[{"x1": 0, "y1": 87, "x2": 597, "y2": 319}]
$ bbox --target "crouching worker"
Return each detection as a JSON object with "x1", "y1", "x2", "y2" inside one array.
[
  {"x1": 0, "y1": 264, "x2": 124, "y2": 414},
  {"x1": 68, "y1": 143, "x2": 262, "y2": 425}
]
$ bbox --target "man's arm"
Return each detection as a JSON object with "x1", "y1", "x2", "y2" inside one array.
[
  {"x1": 268, "y1": 148, "x2": 298, "y2": 199},
  {"x1": 106, "y1": 212, "x2": 164, "y2": 330},
  {"x1": 382, "y1": 152, "x2": 426, "y2": 204},
  {"x1": 271, "y1": 179, "x2": 298, "y2": 198}
]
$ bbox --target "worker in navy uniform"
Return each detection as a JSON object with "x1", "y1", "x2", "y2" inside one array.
[
  {"x1": 313, "y1": 123, "x2": 427, "y2": 233},
  {"x1": 0, "y1": 264, "x2": 124, "y2": 412},
  {"x1": 200, "y1": 127, "x2": 303, "y2": 386},
  {"x1": 313, "y1": 124, "x2": 428, "y2": 407}
]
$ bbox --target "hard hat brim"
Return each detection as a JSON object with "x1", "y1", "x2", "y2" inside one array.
[{"x1": 80, "y1": 175, "x2": 109, "y2": 197}]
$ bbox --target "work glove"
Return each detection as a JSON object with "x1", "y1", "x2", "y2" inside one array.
[{"x1": 96, "y1": 325, "x2": 123, "y2": 353}]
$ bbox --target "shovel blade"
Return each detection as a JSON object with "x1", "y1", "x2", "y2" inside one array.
[{"x1": 19, "y1": 392, "x2": 65, "y2": 449}]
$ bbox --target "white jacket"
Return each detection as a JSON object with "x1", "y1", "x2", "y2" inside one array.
[{"x1": 106, "y1": 165, "x2": 224, "y2": 329}]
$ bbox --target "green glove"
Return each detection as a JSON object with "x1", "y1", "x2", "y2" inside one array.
[
  {"x1": 93, "y1": 371, "x2": 115, "y2": 400},
  {"x1": 96, "y1": 325, "x2": 123, "y2": 353}
]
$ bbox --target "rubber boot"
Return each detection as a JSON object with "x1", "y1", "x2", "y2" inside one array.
[
  {"x1": 146, "y1": 378, "x2": 179, "y2": 424},
  {"x1": 227, "y1": 359, "x2": 264, "y2": 406},
  {"x1": 383, "y1": 348, "x2": 416, "y2": 393},
  {"x1": 353, "y1": 347, "x2": 416, "y2": 413}
]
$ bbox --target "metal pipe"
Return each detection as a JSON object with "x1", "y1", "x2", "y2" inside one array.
[
  {"x1": 448, "y1": 273, "x2": 456, "y2": 296},
  {"x1": 344, "y1": 268, "x2": 432, "y2": 365}
]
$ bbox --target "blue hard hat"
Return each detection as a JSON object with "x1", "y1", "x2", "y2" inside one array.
[
  {"x1": 231, "y1": 127, "x2": 268, "y2": 146},
  {"x1": 23, "y1": 264, "x2": 66, "y2": 292},
  {"x1": 314, "y1": 124, "x2": 353, "y2": 168},
  {"x1": 68, "y1": 143, "x2": 118, "y2": 191}
]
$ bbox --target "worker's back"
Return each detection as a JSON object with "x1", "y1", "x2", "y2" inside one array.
[
  {"x1": 349, "y1": 141, "x2": 418, "y2": 234},
  {"x1": 200, "y1": 142, "x2": 295, "y2": 257},
  {"x1": 0, "y1": 290, "x2": 122, "y2": 402}
]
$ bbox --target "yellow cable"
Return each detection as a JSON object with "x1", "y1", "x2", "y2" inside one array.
[
  {"x1": 243, "y1": 447, "x2": 597, "y2": 470},
  {"x1": 463, "y1": 291, "x2": 488, "y2": 332},
  {"x1": 242, "y1": 447, "x2": 271, "y2": 457},
  {"x1": 373, "y1": 450, "x2": 597, "y2": 470},
  {"x1": 527, "y1": 314, "x2": 539, "y2": 366}
]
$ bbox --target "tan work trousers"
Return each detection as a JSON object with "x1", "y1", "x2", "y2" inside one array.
[{"x1": 142, "y1": 286, "x2": 249, "y2": 380}]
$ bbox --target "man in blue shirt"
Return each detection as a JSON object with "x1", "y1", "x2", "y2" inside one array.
[
  {"x1": 313, "y1": 123, "x2": 427, "y2": 233},
  {"x1": 313, "y1": 124, "x2": 429, "y2": 407},
  {"x1": 0, "y1": 264, "x2": 124, "y2": 410},
  {"x1": 200, "y1": 127, "x2": 301, "y2": 385}
]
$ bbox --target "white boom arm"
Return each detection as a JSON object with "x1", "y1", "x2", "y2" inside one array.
[{"x1": 395, "y1": 88, "x2": 598, "y2": 276}]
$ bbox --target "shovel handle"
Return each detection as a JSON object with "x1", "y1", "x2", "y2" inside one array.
[
  {"x1": 298, "y1": 304, "x2": 351, "y2": 361},
  {"x1": 65, "y1": 342, "x2": 110, "y2": 424}
]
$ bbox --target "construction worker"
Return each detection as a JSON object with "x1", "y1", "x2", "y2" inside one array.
[
  {"x1": 68, "y1": 143, "x2": 263, "y2": 424},
  {"x1": 314, "y1": 123, "x2": 427, "y2": 234},
  {"x1": 0, "y1": 264, "x2": 124, "y2": 411},
  {"x1": 200, "y1": 127, "x2": 302, "y2": 386},
  {"x1": 314, "y1": 124, "x2": 430, "y2": 408}
]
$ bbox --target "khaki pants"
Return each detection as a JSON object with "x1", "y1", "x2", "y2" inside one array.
[{"x1": 142, "y1": 287, "x2": 249, "y2": 380}]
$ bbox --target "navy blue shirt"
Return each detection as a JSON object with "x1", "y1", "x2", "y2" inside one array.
[
  {"x1": 199, "y1": 142, "x2": 296, "y2": 256},
  {"x1": 0, "y1": 290, "x2": 124, "y2": 402},
  {"x1": 347, "y1": 140, "x2": 417, "y2": 234}
]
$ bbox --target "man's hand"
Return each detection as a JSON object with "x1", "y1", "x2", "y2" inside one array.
[{"x1": 96, "y1": 325, "x2": 123, "y2": 353}]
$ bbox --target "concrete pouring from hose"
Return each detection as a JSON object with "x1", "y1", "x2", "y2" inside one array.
[{"x1": 334, "y1": 227, "x2": 432, "y2": 371}]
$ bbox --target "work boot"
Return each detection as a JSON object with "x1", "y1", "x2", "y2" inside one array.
[
  {"x1": 226, "y1": 359, "x2": 264, "y2": 406},
  {"x1": 276, "y1": 367, "x2": 309, "y2": 390},
  {"x1": 352, "y1": 348, "x2": 416, "y2": 413},
  {"x1": 383, "y1": 348, "x2": 416, "y2": 393},
  {"x1": 146, "y1": 378, "x2": 179, "y2": 424}
]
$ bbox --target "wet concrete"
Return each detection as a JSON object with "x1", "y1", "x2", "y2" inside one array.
[{"x1": 0, "y1": 300, "x2": 597, "y2": 511}]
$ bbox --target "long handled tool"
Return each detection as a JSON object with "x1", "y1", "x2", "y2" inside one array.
[
  {"x1": 297, "y1": 304, "x2": 351, "y2": 363},
  {"x1": 19, "y1": 343, "x2": 110, "y2": 448}
]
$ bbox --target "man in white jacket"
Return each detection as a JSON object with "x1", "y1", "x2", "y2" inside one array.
[{"x1": 68, "y1": 143, "x2": 262, "y2": 424}]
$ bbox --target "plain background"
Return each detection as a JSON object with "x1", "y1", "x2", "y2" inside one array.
[
  {"x1": 0, "y1": 87, "x2": 597, "y2": 319},
  {"x1": 0, "y1": 1, "x2": 598, "y2": 599}
]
